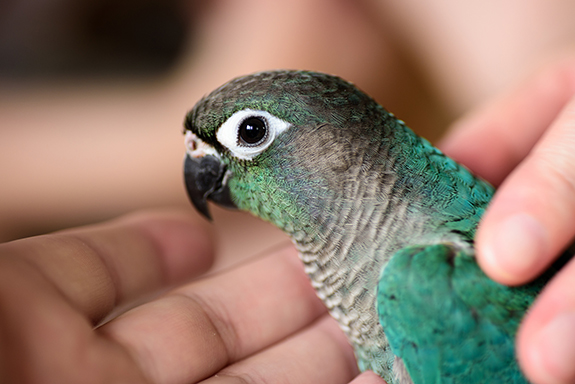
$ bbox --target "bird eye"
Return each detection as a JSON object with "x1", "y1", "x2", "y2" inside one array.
[
  {"x1": 216, "y1": 109, "x2": 290, "y2": 160},
  {"x1": 238, "y1": 117, "x2": 267, "y2": 146}
]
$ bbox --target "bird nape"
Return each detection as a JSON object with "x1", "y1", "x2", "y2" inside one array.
[{"x1": 182, "y1": 70, "x2": 567, "y2": 384}]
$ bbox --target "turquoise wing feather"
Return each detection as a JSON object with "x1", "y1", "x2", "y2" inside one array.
[{"x1": 377, "y1": 244, "x2": 539, "y2": 384}]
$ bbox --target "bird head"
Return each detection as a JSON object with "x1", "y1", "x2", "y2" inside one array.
[{"x1": 183, "y1": 70, "x2": 394, "y2": 233}]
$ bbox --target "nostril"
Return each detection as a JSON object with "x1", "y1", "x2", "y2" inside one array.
[
  {"x1": 185, "y1": 131, "x2": 199, "y2": 153},
  {"x1": 185, "y1": 130, "x2": 219, "y2": 159}
]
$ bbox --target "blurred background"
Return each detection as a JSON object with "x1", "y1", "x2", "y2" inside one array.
[{"x1": 1, "y1": 0, "x2": 574, "y2": 266}]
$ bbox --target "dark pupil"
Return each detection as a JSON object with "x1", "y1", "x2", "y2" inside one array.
[{"x1": 239, "y1": 117, "x2": 266, "y2": 145}]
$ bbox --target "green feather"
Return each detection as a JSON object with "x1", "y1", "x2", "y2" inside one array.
[
  {"x1": 377, "y1": 244, "x2": 534, "y2": 383},
  {"x1": 184, "y1": 70, "x2": 570, "y2": 384}
]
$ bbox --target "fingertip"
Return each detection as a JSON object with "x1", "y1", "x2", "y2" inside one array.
[
  {"x1": 123, "y1": 210, "x2": 215, "y2": 283},
  {"x1": 476, "y1": 213, "x2": 548, "y2": 285},
  {"x1": 349, "y1": 371, "x2": 388, "y2": 384},
  {"x1": 518, "y1": 312, "x2": 575, "y2": 384},
  {"x1": 516, "y1": 258, "x2": 575, "y2": 384},
  {"x1": 438, "y1": 114, "x2": 512, "y2": 186}
]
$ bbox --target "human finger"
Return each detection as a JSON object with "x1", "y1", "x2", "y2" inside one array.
[
  {"x1": 349, "y1": 371, "x2": 388, "y2": 384},
  {"x1": 439, "y1": 59, "x2": 575, "y2": 186},
  {"x1": 0, "y1": 260, "x2": 152, "y2": 384},
  {"x1": 0, "y1": 209, "x2": 213, "y2": 383},
  {"x1": 98, "y1": 245, "x2": 328, "y2": 384},
  {"x1": 438, "y1": 59, "x2": 575, "y2": 285},
  {"x1": 517, "y1": 258, "x2": 575, "y2": 384},
  {"x1": 474, "y1": 94, "x2": 575, "y2": 285},
  {"x1": 198, "y1": 315, "x2": 358, "y2": 384},
  {"x1": 0, "y1": 210, "x2": 213, "y2": 322}
]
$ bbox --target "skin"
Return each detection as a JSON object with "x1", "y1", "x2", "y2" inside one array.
[
  {"x1": 1, "y1": 1, "x2": 575, "y2": 382},
  {"x1": 2, "y1": 67, "x2": 572, "y2": 384},
  {"x1": 0, "y1": 210, "x2": 384, "y2": 384},
  {"x1": 440, "y1": 59, "x2": 575, "y2": 384}
]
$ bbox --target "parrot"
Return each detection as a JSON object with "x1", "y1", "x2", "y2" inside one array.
[{"x1": 182, "y1": 70, "x2": 569, "y2": 384}]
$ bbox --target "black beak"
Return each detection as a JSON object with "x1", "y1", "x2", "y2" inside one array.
[{"x1": 183, "y1": 155, "x2": 237, "y2": 220}]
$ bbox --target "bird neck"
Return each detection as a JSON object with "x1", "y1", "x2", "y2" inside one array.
[{"x1": 257, "y1": 114, "x2": 494, "y2": 382}]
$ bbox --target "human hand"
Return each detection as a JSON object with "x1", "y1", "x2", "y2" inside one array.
[
  {"x1": 439, "y1": 59, "x2": 575, "y2": 384},
  {"x1": 0, "y1": 210, "x2": 384, "y2": 384}
]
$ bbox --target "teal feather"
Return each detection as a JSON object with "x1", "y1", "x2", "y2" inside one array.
[
  {"x1": 183, "y1": 70, "x2": 570, "y2": 384},
  {"x1": 377, "y1": 244, "x2": 533, "y2": 383}
]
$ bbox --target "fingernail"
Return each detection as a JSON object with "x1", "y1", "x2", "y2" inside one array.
[
  {"x1": 483, "y1": 213, "x2": 546, "y2": 281},
  {"x1": 530, "y1": 312, "x2": 575, "y2": 384}
]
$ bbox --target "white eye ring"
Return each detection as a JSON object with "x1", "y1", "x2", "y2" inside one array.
[{"x1": 216, "y1": 109, "x2": 291, "y2": 160}]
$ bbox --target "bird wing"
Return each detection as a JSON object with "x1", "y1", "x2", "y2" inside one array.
[{"x1": 376, "y1": 243, "x2": 533, "y2": 384}]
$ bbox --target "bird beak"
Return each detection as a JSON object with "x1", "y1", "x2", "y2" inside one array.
[{"x1": 183, "y1": 133, "x2": 237, "y2": 220}]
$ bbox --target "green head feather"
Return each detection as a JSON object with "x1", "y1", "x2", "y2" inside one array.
[
  {"x1": 184, "y1": 70, "x2": 439, "y2": 235},
  {"x1": 182, "y1": 70, "x2": 513, "y2": 383}
]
